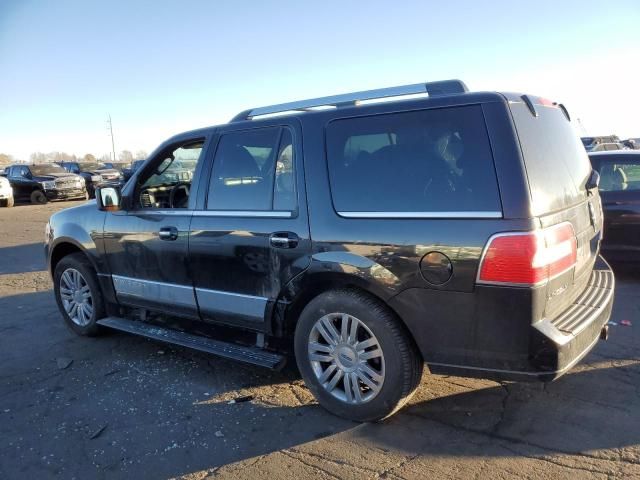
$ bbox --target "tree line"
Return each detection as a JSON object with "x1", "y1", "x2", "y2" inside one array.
[{"x1": 0, "y1": 150, "x2": 148, "y2": 166}]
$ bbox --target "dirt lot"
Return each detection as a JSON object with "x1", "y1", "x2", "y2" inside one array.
[{"x1": 1, "y1": 201, "x2": 639, "y2": 479}]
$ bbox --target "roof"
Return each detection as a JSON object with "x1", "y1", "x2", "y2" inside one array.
[
  {"x1": 588, "y1": 150, "x2": 640, "y2": 156},
  {"x1": 230, "y1": 80, "x2": 470, "y2": 122},
  {"x1": 163, "y1": 80, "x2": 558, "y2": 141}
]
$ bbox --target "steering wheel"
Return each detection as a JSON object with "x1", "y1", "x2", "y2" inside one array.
[{"x1": 169, "y1": 182, "x2": 190, "y2": 208}]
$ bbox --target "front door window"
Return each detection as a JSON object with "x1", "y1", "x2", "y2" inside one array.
[{"x1": 137, "y1": 141, "x2": 204, "y2": 209}]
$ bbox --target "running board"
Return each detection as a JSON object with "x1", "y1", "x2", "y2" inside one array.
[{"x1": 97, "y1": 316, "x2": 286, "y2": 370}]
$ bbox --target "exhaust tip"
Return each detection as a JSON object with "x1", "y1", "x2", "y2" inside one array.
[{"x1": 600, "y1": 325, "x2": 609, "y2": 341}]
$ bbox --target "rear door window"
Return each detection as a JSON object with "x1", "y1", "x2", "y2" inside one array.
[
  {"x1": 325, "y1": 105, "x2": 501, "y2": 215},
  {"x1": 207, "y1": 127, "x2": 295, "y2": 211}
]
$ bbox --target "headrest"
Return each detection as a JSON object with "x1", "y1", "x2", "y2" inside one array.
[{"x1": 221, "y1": 146, "x2": 260, "y2": 178}]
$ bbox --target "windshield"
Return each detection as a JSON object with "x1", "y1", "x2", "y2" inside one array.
[
  {"x1": 30, "y1": 164, "x2": 68, "y2": 176},
  {"x1": 78, "y1": 163, "x2": 107, "y2": 171}
]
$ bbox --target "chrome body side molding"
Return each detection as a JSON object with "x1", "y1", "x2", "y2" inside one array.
[
  {"x1": 111, "y1": 275, "x2": 267, "y2": 322},
  {"x1": 196, "y1": 288, "x2": 267, "y2": 322},
  {"x1": 112, "y1": 275, "x2": 197, "y2": 309}
]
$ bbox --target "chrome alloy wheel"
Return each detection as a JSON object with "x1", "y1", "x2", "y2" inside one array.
[
  {"x1": 59, "y1": 268, "x2": 93, "y2": 326},
  {"x1": 308, "y1": 313, "x2": 385, "y2": 404}
]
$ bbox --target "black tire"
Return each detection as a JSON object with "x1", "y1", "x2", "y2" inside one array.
[
  {"x1": 30, "y1": 190, "x2": 47, "y2": 204},
  {"x1": 53, "y1": 253, "x2": 106, "y2": 336},
  {"x1": 294, "y1": 289, "x2": 423, "y2": 422}
]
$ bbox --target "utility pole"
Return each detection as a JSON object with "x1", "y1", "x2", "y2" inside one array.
[
  {"x1": 107, "y1": 114, "x2": 116, "y2": 162},
  {"x1": 576, "y1": 118, "x2": 588, "y2": 136}
]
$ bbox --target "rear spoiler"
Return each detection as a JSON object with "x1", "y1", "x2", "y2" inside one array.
[{"x1": 521, "y1": 95, "x2": 571, "y2": 121}]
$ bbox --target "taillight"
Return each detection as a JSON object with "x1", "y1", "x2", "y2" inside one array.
[{"x1": 478, "y1": 223, "x2": 577, "y2": 286}]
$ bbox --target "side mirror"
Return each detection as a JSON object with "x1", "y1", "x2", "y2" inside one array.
[
  {"x1": 96, "y1": 185, "x2": 122, "y2": 211},
  {"x1": 586, "y1": 169, "x2": 600, "y2": 191}
]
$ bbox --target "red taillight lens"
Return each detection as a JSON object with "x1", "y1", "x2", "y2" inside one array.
[
  {"x1": 478, "y1": 223, "x2": 577, "y2": 286},
  {"x1": 537, "y1": 97, "x2": 557, "y2": 107}
]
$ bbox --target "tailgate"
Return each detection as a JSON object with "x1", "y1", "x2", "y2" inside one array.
[{"x1": 509, "y1": 98, "x2": 603, "y2": 318}]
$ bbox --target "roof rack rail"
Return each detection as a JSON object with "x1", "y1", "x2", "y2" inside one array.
[{"x1": 230, "y1": 79, "x2": 468, "y2": 122}]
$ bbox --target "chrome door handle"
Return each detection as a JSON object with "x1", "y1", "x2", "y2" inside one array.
[
  {"x1": 270, "y1": 232, "x2": 299, "y2": 249},
  {"x1": 159, "y1": 227, "x2": 179, "y2": 241}
]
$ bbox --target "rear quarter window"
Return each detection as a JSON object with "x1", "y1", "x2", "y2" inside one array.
[
  {"x1": 510, "y1": 102, "x2": 591, "y2": 215},
  {"x1": 325, "y1": 105, "x2": 502, "y2": 215}
]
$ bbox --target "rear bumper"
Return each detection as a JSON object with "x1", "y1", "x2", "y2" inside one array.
[
  {"x1": 528, "y1": 255, "x2": 614, "y2": 380},
  {"x1": 402, "y1": 256, "x2": 614, "y2": 382}
]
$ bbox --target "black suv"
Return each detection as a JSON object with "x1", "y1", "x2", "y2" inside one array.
[
  {"x1": 588, "y1": 150, "x2": 640, "y2": 262},
  {"x1": 6, "y1": 164, "x2": 87, "y2": 204},
  {"x1": 45, "y1": 80, "x2": 614, "y2": 421},
  {"x1": 58, "y1": 162, "x2": 123, "y2": 198}
]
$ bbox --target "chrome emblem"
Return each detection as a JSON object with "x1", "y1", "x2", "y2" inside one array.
[{"x1": 548, "y1": 284, "x2": 568, "y2": 299}]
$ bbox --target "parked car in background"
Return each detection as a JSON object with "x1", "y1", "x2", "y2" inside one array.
[
  {"x1": 589, "y1": 142, "x2": 625, "y2": 152},
  {"x1": 122, "y1": 159, "x2": 146, "y2": 181},
  {"x1": 102, "y1": 162, "x2": 131, "y2": 171},
  {"x1": 58, "y1": 162, "x2": 123, "y2": 198},
  {"x1": 5, "y1": 164, "x2": 87, "y2": 204},
  {"x1": 0, "y1": 175, "x2": 14, "y2": 207},
  {"x1": 589, "y1": 150, "x2": 640, "y2": 262},
  {"x1": 46, "y1": 80, "x2": 614, "y2": 422},
  {"x1": 581, "y1": 136, "x2": 620, "y2": 151}
]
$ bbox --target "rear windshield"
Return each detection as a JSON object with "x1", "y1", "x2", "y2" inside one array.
[
  {"x1": 510, "y1": 102, "x2": 591, "y2": 215},
  {"x1": 591, "y1": 155, "x2": 640, "y2": 192},
  {"x1": 325, "y1": 105, "x2": 501, "y2": 214}
]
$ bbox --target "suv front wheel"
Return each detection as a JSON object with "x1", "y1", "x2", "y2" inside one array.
[
  {"x1": 53, "y1": 253, "x2": 105, "y2": 336},
  {"x1": 31, "y1": 190, "x2": 47, "y2": 204},
  {"x1": 294, "y1": 289, "x2": 423, "y2": 422}
]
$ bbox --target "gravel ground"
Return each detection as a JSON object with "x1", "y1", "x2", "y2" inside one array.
[{"x1": 0, "y1": 201, "x2": 639, "y2": 479}]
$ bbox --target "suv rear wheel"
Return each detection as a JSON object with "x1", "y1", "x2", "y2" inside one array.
[
  {"x1": 294, "y1": 289, "x2": 423, "y2": 422},
  {"x1": 53, "y1": 253, "x2": 105, "y2": 336}
]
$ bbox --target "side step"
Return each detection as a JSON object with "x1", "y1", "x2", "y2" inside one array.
[{"x1": 97, "y1": 316, "x2": 286, "y2": 370}]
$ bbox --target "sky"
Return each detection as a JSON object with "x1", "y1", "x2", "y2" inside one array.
[{"x1": 0, "y1": 0, "x2": 639, "y2": 161}]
